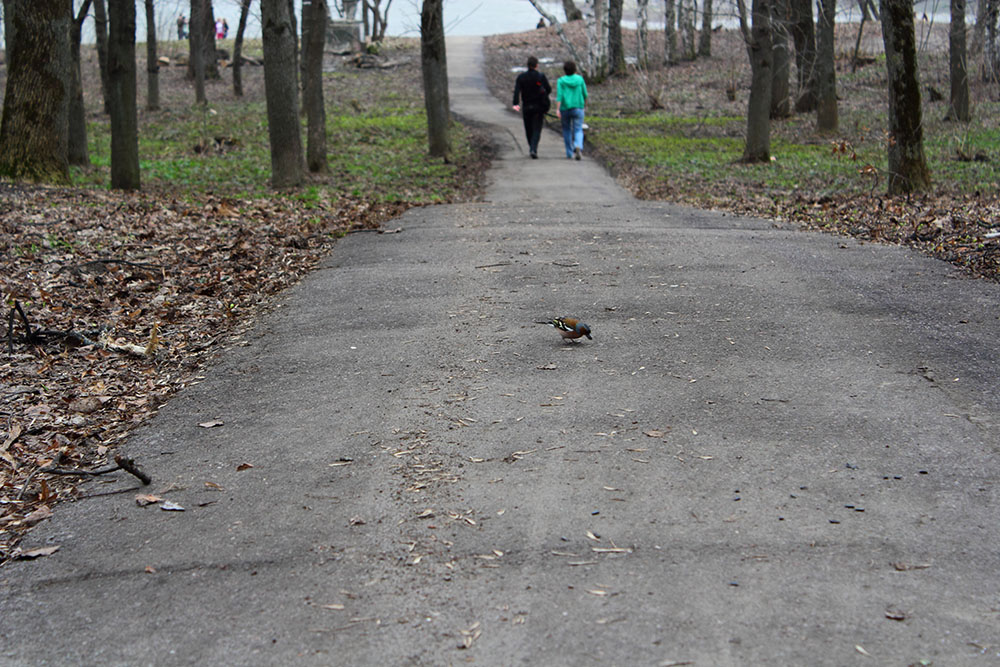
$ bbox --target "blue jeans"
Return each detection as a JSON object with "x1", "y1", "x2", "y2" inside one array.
[{"x1": 560, "y1": 107, "x2": 584, "y2": 157}]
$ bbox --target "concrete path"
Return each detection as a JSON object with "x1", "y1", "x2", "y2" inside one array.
[{"x1": 2, "y1": 38, "x2": 999, "y2": 666}]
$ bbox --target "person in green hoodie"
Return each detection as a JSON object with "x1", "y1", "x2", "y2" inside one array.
[{"x1": 554, "y1": 60, "x2": 588, "y2": 160}]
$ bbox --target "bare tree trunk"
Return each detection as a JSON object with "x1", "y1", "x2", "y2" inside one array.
[
  {"x1": 303, "y1": 0, "x2": 328, "y2": 172},
  {"x1": 0, "y1": 0, "x2": 71, "y2": 182},
  {"x1": 421, "y1": 0, "x2": 449, "y2": 158},
  {"x1": 233, "y1": 0, "x2": 252, "y2": 96},
  {"x1": 2, "y1": 0, "x2": 14, "y2": 63},
  {"x1": 69, "y1": 0, "x2": 94, "y2": 166},
  {"x1": 699, "y1": 0, "x2": 714, "y2": 56},
  {"x1": 145, "y1": 0, "x2": 160, "y2": 110},
  {"x1": 584, "y1": 0, "x2": 609, "y2": 80},
  {"x1": 608, "y1": 0, "x2": 626, "y2": 75},
  {"x1": 815, "y1": 0, "x2": 837, "y2": 132},
  {"x1": 664, "y1": 0, "x2": 678, "y2": 64},
  {"x1": 190, "y1": 0, "x2": 206, "y2": 102},
  {"x1": 771, "y1": 0, "x2": 790, "y2": 118},
  {"x1": 563, "y1": 0, "x2": 583, "y2": 20},
  {"x1": 636, "y1": 0, "x2": 650, "y2": 67},
  {"x1": 880, "y1": 0, "x2": 931, "y2": 193},
  {"x1": 946, "y1": 0, "x2": 970, "y2": 120},
  {"x1": 679, "y1": 0, "x2": 696, "y2": 60},
  {"x1": 262, "y1": 0, "x2": 303, "y2": 187},
  {"x1": 108, "y1": 0, "x2": 141, "y2": 190},
  {"x1": 188, "y1": 0, "x2": 218, "y2": 81},
  {"x1": 971, "y1": 0, "x2": 987, "y2": 56},
  {"x1": 738, "y1": 0, "x2": 773, "y2": 162},
  {"x1": 790, "y1": 0, "x2": 817, "y2": 111},
  {"x1": 985, "y1": 0, "x2": 1000, "y2": 82},
  {"x1": 94, "y1": 0, "x2": 111, "y2": 113}
]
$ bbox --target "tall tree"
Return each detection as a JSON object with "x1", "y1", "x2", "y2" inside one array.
[
  {"x1": 698, "y1": 0, "x2": 714, "y2": 56},
  {"x1": 636, "y1": 0, "x2": 650, "y2": 68},
  {"x1": 608, "y1": 0, "x2": 626, "y2": 75},
  {"x1": 2, "y1": 0, "x2": 13, "y2": 64},
  {"x1": 790, "y1": 0, "x2": 817, "y2": 111},
  {"x1": 188, "y1": 0, "x2": 218, "y2": 83},
  {"x1": 946, "y1": 0, "x2": 970, "y2": 120},
  {"x1": 420, "y1": 0, "x2": 449, "y2": 158},
  {"x1": 69, "y1": 0, "x2": 95, "y2": 166},
  {"x1": 771, "y1": 0, "x2": 790, "y2": 118},
  {"x1": 664, "y1": 0, "x2": 678, "y2": 64},
  {"x1": 815, "y1": 0, "x2": 838, "y2": 132},
  {"x1": 108, "y1": 0, "x2": 140, "y2": 190},
  {"x1": 144, "y1": 0, "x2": 159, "y2": 110},
  {"x1": 737, "y1": 0, "x2": 773, "y2": 162},
  {"x1": 261, "y1": 0, "x2": 303, "y2": 187},
  {"x1": 94, "y1": 0, "x2": 111, "y2": 112},
  {"x1": 233, "y1": 0, "x2": 252, "y2": 96},
  {"x1": 984, "y1": 0, "x2": 999, "y2": 81},
  {"x1": 0, "y1": 0, "x2": 71, "y2": 182},
  {"x1": 880, "y1": 0, "x2": 931, "y2": 193},
  {"x1": 678, "y1": 0, "x2": 696, "y2": 60},
  {"x1": 190, "y1": 0, "x2": 206, "y2": 103},
  {"x1": 303, "y1": 0, "x2": 328, "y2": 172}
]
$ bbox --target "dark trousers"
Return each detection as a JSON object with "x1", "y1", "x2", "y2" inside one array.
[{"x1": 522, "y1": 110, "x2": 545, "y2": 155}]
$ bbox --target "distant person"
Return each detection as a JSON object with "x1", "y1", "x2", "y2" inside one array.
[
  {"x1": 177, "y1": 15, "x2": 187, "y2": 40},
  {"x1": 536, "y1": 18, "x2": 546, "y2": 29},
  {"x1": 511, "y1": 55, "x2": 552, "y2": 159},
  {"x1": 215, "y1": 18, "x2": 225, "y2": 40},
  {"x1": 555, "y1": 60, "x2": 587, "y2": 160},
  {"x1": 222, "y1": 18, "x2": 230, "y2": 39}
]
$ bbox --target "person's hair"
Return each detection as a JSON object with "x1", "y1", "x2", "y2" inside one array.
[
  {"x1": 527, "y1": 56, "x2": 539, "y2": 69},
  {"x1": 563, "y1": 61, "x2": 577, "y2": 75}
]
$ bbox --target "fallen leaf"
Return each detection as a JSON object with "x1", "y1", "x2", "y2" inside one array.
[
  {"x1": 644, "y1": 429, "x2": 666, "y2": 438},
  {"x1": 135, "y1": 493, "x2": 163, "y2": 506},
  {"x1": 585, "y1": 589, "x2": 609, "y2": 597},
  {"x1": 159, "y1": 501, "x2": 185, "y2": 511},
  {"x1": 17, "y1": 545, "x2": 60, "y2": 559},
  {"x1": 321, "y1": 604, "x2": 345, "y2": 610},
  {"x1": 892, "y1": 561, "x2": 931, "y2": 571},
  {"x1": 236, "y1": 462, "x2": 254, "y2": 471},
  {"x1": 68, "y1": 397, "x2": 102, "y2": 414},
  {"x1": 204, "y1": 481, "x2": 224, "y2": 491},
  {"x1": 349, "y1": 516, "x2": 366, "y2": 526},
  {"x1": 198, "y1": 420, "x2": 224, "y2": 428},
  {"x1": 585, "y1": 530, "x2": 601, "y2": 541},
  {"x1": 145, "y1": 565, "x2": 157, "y2": 574},
  {"x1": 885, "y1": 608, "x2": 906, "y2": 621},
  {"x1": 23, "y1": 505, "x2": 52, "y2": 526},
  {"x1": 855, "y1": 645, "x2": 871, "y2": 656}
]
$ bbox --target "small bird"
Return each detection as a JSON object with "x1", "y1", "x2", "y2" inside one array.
[{"x1": 536, "y1": 317, "x2": 592, "y2": 342}]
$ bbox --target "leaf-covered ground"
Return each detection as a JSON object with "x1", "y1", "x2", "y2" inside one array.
[
  {"x1": 0, "y1": 39, "x2": 491, "y2": 560},
  {"x1": 484, "y1": 23, "x2": 1000, "y2": 281}
]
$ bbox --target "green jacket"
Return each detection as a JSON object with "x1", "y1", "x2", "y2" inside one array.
[{"x1": 557, "y1": 74, "x2": 588, "y2": 110}]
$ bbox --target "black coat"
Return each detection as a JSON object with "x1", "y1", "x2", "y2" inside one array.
[{"x1": 513, "y1": 68, "x2": 552, "y2": 113}]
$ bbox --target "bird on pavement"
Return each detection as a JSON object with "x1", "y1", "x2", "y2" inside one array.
[{"x1": 536, "y1": 317, "x2": 592, "y2": 342}]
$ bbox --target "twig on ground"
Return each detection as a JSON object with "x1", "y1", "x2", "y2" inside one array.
[{"x1": 17, "y1": 455, "x2": 152, "y2": 500}]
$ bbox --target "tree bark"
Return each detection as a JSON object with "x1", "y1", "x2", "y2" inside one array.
[
  {"x1": 2, "y1": 0, "x2": 14, "y2": 64},
  {"x1": 145, "y1": 0, "x2": 160, "y2": 110},
  {"x1": 984, "y1": 0, "x2": 1000, "y2": 82},
  {"x1": 946, "y1": 0, "x2": 970, "y2": 120},
  {"x1": 421, "y1": 0, "x2": 449, "y2": 158},
  {"x1": 303, "y1": 0, "x2": 328, "y2": 172},
  {"x1": 608, "y1": 0, "x2": 626, "y2": 75},
  {"x1": 679, "y1": 0, "x2": 696, "y2": 60},
  {"x1": 0, "y1": 0, "x2": 71, "y2": 182},
  {"x1": 94, "y1": 0, "x2": 111, "y2": 113},
  {"x1": 770, "y1": 0, "x2": 790, "y2": 118},
  {"x1": 233, "y1": 0, "x2": 252, "y2": 96},
  {"x1": 664, "y1": 0, "x2": 678, "y2": 64},
  {"x1": 698, "y1": 0, "x2": 714, "y2": 57},
  {"x1": 261, "y1": 0, "x2": 304, "y2": 187},
  {"x1": 738, "y1": 0, "x2": 773, "y2": 163},
  {"x1": 636, "y1": 0, "x2": 650, "y2": 68},
  {"x1": 190, "y1": 0, "x2": 206, "y2": 102},
  {"x1": 69, "y1": 0, "x2": 94, "y2": 166},
  {"x1": 562, "y1": 0, "x2": 583, "y2": 20},
  {"x1": 880, "y1": 0, "x2": 931, "y2": 193},
  {"x1": 108, "y1": 0, "x2": 141, "y2": 190},
  {"x1": 815, "y1": 0, "x2": 838, "y2": 132},
  {"x1": 790, "y1": 0, "x2": 817, "y2": 111},
  {"x1": 188, "y1": 0, "x2": 218, "y2": 82}
]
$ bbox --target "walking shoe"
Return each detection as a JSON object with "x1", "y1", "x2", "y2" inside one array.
[
  {"x1": 530, "y1": 151, "x2": 538, "y2": 159},
  {"x1": 574, "y1": 147, "x2": 581, "y2": 160}
]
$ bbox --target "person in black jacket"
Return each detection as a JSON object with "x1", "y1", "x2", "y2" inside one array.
[{"x1": 512, "y1": 56, "x2": 552, "y2": 159}]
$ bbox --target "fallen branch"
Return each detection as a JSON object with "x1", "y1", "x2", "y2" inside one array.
[{"x1": 17, "y1": 454, "x2": 152, "y2": 500}]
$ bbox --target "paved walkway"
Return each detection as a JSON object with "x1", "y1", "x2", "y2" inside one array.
[{"x1": 2, "y1": 38, "x2": 999, "y2": 666}]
